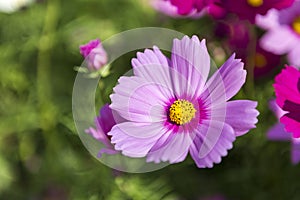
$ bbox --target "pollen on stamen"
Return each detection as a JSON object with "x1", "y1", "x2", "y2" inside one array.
[
  {"x1": 247, "y1": 0, "x2": 263, "y2": 7},
  {"x1": 293, "y1": 16, "x2": 300, "y2": 35},
  {"x1": 169, "y1": 99, "x2": 196, "y2": 125}
]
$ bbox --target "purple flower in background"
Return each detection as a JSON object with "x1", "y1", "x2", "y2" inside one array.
[
  {"x1": 215, "y1": 20, "x2": 280, "y2": 78},
  {"x1": 254, "y1": 45, "x2": 281, "y2": 77},
  {"x1": 274, "y1": 66, "x2": 300, "y2": 138},
  {"x1": 221, "y1": 0, "x2": 294, "y2": 23},
  {"x1": 108, "y1": 35, "x2": 259, "y2": 168},
  {"x1": 215, "y1": 20, "x2": 250, "y2": 59},
  {"x1": 85, "y1": 104, "x2": 119, "y2": 157},
  {"x1": 151, "y1": 0, "x2": 206, "y2": 18},
  {"x1": 151, "y1": 0, "x2": 226, "y2": 19},
  {"x1": 257, "y1": 1, "x2": 300, "y2": 67},
  {"x1": 267, "y1": 100, "x2": 300, "y2": 164},
  {"x1": 80, "y1": 39, "x2": 108, "y2": 71}
]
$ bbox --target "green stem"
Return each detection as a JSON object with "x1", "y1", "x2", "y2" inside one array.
[
  {"x1": 37, "y1": 0, "x2": 60, "y2": 132},
  {"x1": 244, "y1": 22, "x2": 256, "y2": 99}
]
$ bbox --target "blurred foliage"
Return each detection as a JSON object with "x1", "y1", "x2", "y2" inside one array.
[{"x1": 0, "y1": 0, "x2": 300, "y2": 199}]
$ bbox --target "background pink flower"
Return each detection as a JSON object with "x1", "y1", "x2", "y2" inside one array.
[
  {"x1": 274, "y1": 66, "x2": 300, "y2": 138},
  {"x1": 80, "y1": 39, "x2": 108, "y2": 71},
  {"x1": 257, "y1": 1, "x2": 300, "y2": 67},
  {"x1": 267, "y1": 99, "x2": 300, "y2": 164}
]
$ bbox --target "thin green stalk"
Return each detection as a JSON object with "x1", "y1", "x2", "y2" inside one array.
[
  {"x1": 244, "y1": 22, "x2": 256, "y2": 99},
  {"x1": 37, "y1": 0, "x2": 60, "y2": 132}
]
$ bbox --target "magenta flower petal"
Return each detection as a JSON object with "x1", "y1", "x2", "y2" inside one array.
[
  {"x1": 280, "y1": 116, "x2": 300, "y2": 138},
  {"x1": 151, "y1": 0, "x2": 205, "y2": 18},
  {"x1": 225, "y1": 100, "x2": 259, "y2": 137},
  {"x1": 189, "y1": 121, "x2": 235, "y2": 168},
  {"x1": 274, "y1": 66, "x2": 300, "y2": 107},
  {"x1": 85, "y1": 104, "x2": 119, "y2": 157},
  {"x1": 170, "y1": 0, "x2": 194, "y2": 15},
  {"x1": 274, "y1": 66, "x2": 300, "y2": 138},
  {"x1": 202, "y1": 54, "x2": 246, "y2": 103}
]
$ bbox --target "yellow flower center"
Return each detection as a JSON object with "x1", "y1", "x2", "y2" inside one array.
[
  {"x1": 255, "y1": 53, "x2": 267, "y2": 68},
  {"x1": 247, "y1": 0, "x2": 263, "y2": 7},
  {"x1": 169, "y1": 99, "x2": 196, "y2": 125},
  {"x1": 292, "y1": 16, "x2": 300, "y2": 35}
]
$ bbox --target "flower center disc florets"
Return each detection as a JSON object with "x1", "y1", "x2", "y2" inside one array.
[
  {"x1": 293, "y1": 16, "x2": 300, "y2": 35},
  {"x1": 255, "y1": 53, "x2": 267, "y2": 68},
  {"x1": 169, "y1": 99, "x2": 196, "y2": 125},
  {"x1": 247, "y1": 0, "x2": 263, "y2": 7}
]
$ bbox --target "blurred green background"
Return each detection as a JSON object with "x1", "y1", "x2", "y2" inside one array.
[{"x1": 1, "y1": 0, "x2": 300, "y2": 199}]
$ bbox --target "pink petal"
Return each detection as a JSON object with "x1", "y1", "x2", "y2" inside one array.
[
  {"x1": 259, "y1": 27, "x2": 297, "y2": 55},
  {"x1": 108, "y1": 122, "x2": 167, "y2": 157},
  {"x1": 146, "y1": 131, "x2": 192, "y2": 164},
  {"x1": 255, "y1": 9, "x2": 279, "y2": 30},
  {"x1": 171, "y1": 36, "x2": 210, "y2": 99},
  {"x1": 110, "y1": 76, "x2": 173, "y2": 123},
  {"x1": 225, "y1": 100, "x2": 259, "y2": 137},
  {"x1": 201, "y1": 54, "x2": 246, "y2": 104},
  {"x1": 132, "y1": 47, "x2": 174, "y2": 92},
  {"x1": 189, "y1": 121, "x2": 236, "y2": 168}
]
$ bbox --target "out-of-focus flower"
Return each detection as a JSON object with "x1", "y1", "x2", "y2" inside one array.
[
  {"x1": 257, "y1": 1, "x2": 300, "y2": 67},
  {"x1": 274, "y1": 66, "x2": 300, "y2": 138},
  {"x1": 215, "y1": 20, "x2": 249, "y2": 60},
  {"x1": 108, "y1": 35, "x2": 259, "y2": 168},
  {"x1": 151, "y1": 0, "x2": 206, "y2": 18},
  {"x1": 215, "y1": 20, "x2": 280, "y2": 78},
  {"x1": 254, "y1": 45, "x2": 281, "y2": 77},
  {"x1": 0, "y1": 0, "x2": 34, "y2": 13},
  {"x1": 151, "y1": 0, "x2": 226, "y2": 18},
  {"x1": 222, "y1": 0, "x2": 294, "y2": 23},
  {"x1": 85, "y1": 104, "x2": 120, "y2": 157},
  {"x1": 267, "y1": 99, "x2": 300, "y2": 164},
  {"x1": 79, "y1": 39, "x2": 108, "y2": 71}
]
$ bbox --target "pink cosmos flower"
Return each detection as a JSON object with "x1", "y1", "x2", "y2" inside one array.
[
  {"x1": 85, "y1": 104, "x2": 119, "y2": 157},
  {"x1": 274, "y1": 66, "x2": 300, "y2": 138},
  {"x1": 222, "y1": 0, "x2": 294, "y2": 23},
  {"x1": 108, "y1": 35, "x2": 259, "y2": 168},
  {"x1": 79, "y1": 39, "x2": 108, "y2": 71},
  {"x1": 257, "y1": 1, "x2": 300, "y2": 67},
  {"x1": 267, "y1": 99, "x2": 300, "y2": 164},
  {"x1": 151, "y1": 0, "x2": 226, "y2": 19}
]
